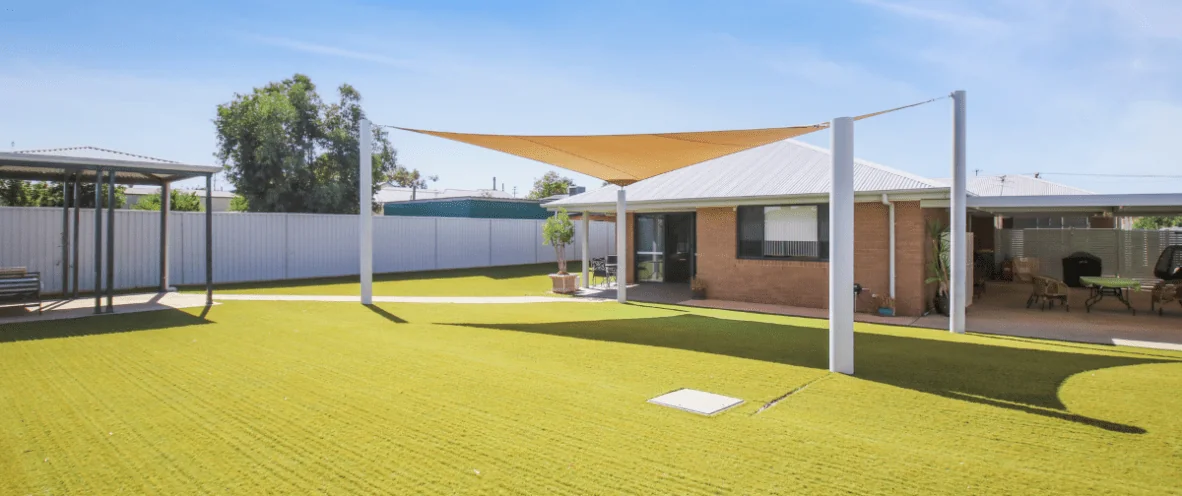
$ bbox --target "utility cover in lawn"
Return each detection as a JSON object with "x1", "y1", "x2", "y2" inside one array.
[{"x1": 649, "y1": 388, "x2": 744, "y2": 415}]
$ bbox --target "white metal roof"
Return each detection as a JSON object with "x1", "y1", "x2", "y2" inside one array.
[
  {"x1": 546, "y1": 139, "x2": 944, "y2": 210},
  {"x1": 931, "y1": 174, "x2": 1093, "y2": 197},
  {"x1": 968, "y1": 193, "x2": 1182, "y2": 216},
  {"x1": 0, "y1": 149, "x2": 219, "y2": 185}
]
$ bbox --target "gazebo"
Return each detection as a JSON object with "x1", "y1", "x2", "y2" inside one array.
[{"x1": 0, "y1": 151, "x2": 221, "y2": 313}]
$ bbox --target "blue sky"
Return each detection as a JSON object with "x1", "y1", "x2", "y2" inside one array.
[{"x1": 2, "y1": 0, "x2": 1180, "y2": 194}]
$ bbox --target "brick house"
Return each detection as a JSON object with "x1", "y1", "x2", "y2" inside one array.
[{"x1": 544, "y1": 139, "x2": 954, "y2": 317}]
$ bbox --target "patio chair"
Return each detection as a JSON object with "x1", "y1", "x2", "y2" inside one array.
[
  {"x1": 590, "y1": 257, "x2": 615, "y2": 288},
  {"x1": 1027, "y1": 275, "x2": 1069, "y2": 311},
  {"x1": 1150, "y1": 281, "x2": 1180, "y2": 316},
  {"x1": 0, "y1": 267, "x2": 42, "y2": 315}
]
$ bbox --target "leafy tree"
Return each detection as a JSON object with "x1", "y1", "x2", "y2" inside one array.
[
  {"x1": 527, "y1": 171, "x2": 575, "y2": 200},
  {"x1": 543, "y1": 208, "x2": 576, "y2": 274},
  {"x1": 215, "y1": 74, "x2": 428, "y2": 213},
  {"x1": 0, "y1": 181, "x2": 124, "y2": 208},
  {"x1": 1133, "y1": 216, "x2": 1182, "y2": 230},
  {"x1": 132, "y1": 189, "x2": 203, "y2": 212},
  {"x1": 229, "y1": 195, "x2": 249, "y2": 212}
]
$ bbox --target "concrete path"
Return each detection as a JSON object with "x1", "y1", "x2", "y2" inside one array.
[
  {"x1": 0, "y1": 292, "x2": 212, "y2": 325},
  {"x1": 212, "y1": 294, "x2": 606, "y2": 304}
]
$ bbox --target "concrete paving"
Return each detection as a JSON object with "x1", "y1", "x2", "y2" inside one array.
[
  {"x1": 0, "y1": 292, "x2": 212, "y2": 326},
  {"x1": 211, "y1": 294, "x2": 606, "y2": 304}
]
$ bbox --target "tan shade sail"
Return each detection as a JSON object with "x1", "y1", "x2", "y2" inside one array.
[{"x1": 395, "y1": 97, "x2": 941, "y2": 186}]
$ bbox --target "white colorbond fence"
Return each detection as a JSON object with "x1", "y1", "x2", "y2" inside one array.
[
  {"x1": 0, "y1": 207, "x2": 616, "y2": 295},
  {"x1": 996, "y1": 228, "x2": 1182, "y2": 282}
]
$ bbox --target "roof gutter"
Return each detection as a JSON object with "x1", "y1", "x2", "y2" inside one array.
[{"x1": 546, "y1": 188, "x2": 952, "y2": 212}]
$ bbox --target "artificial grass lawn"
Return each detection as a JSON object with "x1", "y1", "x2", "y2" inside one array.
[
  {"x1": 184, "y1": 262, "x2": 581, "y2": 297},
  {"x1": 2, "y1": 301, "x2": 1181, "y2": 494}
]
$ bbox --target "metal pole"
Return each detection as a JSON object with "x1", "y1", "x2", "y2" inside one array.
[
  {"x1": 950, "y1": 90, "x2": 968, "y2": 334},
  {"x1": 828, "y1": 117, "x2": 855, "y2": 375},
  {"x1": 205, "y1": 174, "x2": 213, "y2": 305},
  {"x1": 61, "y1": 177, "x2": 69, "y2": 296},
  {"x1": 160, "y1": 181, "x2": 171, "y2": 291},
  {"x1": 581, "y1": 211, "x2": 590, "y2": 288},
  {"x1": 93, "y1": 168, "x2": 103, "y2": 313},
  {"x1": 616, "y1": 189, "x2": 627, "y2": 303},
  {"x1": 72, "y1": 175, "x2": 80, "y2": 298},
  {"x1": 359, "y1": 119, "x2": 374, "y2": 304},
  {"x1": 106, "y1": 170, "x2": 115, "y2": 313}
]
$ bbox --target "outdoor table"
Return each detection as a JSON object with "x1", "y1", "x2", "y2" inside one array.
[{"x1": 1080, "y1": 276, "x2": 1141, "y2": 315}]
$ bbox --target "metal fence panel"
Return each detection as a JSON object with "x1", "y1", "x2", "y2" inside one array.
[{"x1": 374, "y1": 216, "x2": 437, "y2": 273}]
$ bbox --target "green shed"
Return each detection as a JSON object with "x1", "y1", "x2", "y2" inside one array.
[{"x1": 383, "y1": 197, "x2": 552, "y2": 219}]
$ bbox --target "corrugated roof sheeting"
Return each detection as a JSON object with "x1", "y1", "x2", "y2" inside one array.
[
  {"x1": 932, "y1": 175, "x2": 1093, "y2": 197},
  {"x1": 547, "y1": 139, "x2": 943, "y2": 208}
]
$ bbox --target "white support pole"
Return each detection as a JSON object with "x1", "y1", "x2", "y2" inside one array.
[
  {"x1": 881, "y1": 194, "x2": 896, "y2": 299},
  {"x1": 581, "y1": 211, "x2": 590, "y2": 288},
  {"x1": 359, "y1": 118, "x2": 374, "y2": 305},
  {"x1": 950, "y1": 90, "x2": 967, "y2": 334},
  {"x1": 616, "y1": 189, "x2": 627, "y2": 303},
  {"x1": 829, "y1": 117, "x2": 855, "y2": 375}
]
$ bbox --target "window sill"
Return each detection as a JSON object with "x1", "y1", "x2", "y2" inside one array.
[{"x1": 737, "y1": 256, "x2": 829, "y2": 263}]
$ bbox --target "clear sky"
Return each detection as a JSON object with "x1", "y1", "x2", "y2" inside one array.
[{"x1": 2, "y1": 0, "x2": 1180, "y2": 194}]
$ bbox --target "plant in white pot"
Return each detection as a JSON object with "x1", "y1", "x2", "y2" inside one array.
[{"x1": 543, "y1": 208, "x2": 578, "y2": 294}]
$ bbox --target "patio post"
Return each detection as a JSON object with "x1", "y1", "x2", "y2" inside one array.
[
  {"x1": 61, "y1": 177, "x2": 70, "y2": 296},
  {"x1": 828, "y1": 117, "x2": 855, "y2": 375},
  {"x1": 205, "y1": 174, "x2": 213, "y2": 305},
  {"x1": 106, "y1": 169, "x2": 115, "y2": 313},
  {"x1": 72, "y1": 175, "x2": 80, "y2": 298},
  {"x1": 616, "y1": 189, "x2": 627, "y2": 303},
  {"x1": 950, "y1": 90, "x2": 967, "y2": 334},
  {"x1": 160, "y1": 180, "x2": 170, "y2": 291},
  {"x1": 93, "y1": 168, "x2": 103, "y2": 313},
  {"x1": 581, "y1": 211, "x2": 590, "y2": 288},
  {"x1": 359, "y1": 118, "x2": 373, "y2": 305}
]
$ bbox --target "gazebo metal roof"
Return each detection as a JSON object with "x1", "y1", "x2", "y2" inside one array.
[{"x1": 0, "y1": 151, "x2": 220, "y2": 185}]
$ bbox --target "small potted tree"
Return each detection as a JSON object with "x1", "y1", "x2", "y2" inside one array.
[
  {"x1": 691, "y1": 277, "x2": 708, "y2": 299},
  {"x1": 543, "y1": 208, "x2": 578, "y2": 294},
  {"x1": 925, "y1": 219, "x2": 951, "y2": 315}
]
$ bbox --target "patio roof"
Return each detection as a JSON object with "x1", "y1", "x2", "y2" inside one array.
[
  {"x1": 968, "y1": 193, "x2": 1182, "y2": 216},
  {"x1": 0, "y1": 151, "x2": 220, "y2": 185}
]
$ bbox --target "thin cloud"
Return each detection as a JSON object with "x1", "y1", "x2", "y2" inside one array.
[
  {"x1": 856, "y1": 0, "x2": 1009, "y2": 35},
  {"x1": 251, "y1": 35, "x2": 414, "y2": 68}
]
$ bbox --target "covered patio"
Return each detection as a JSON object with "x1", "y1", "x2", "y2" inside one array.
[{"x1": 0, "y1": 151, "x2": 220, "y2": 315}]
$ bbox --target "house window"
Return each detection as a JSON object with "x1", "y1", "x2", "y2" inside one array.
[{"x1": 737, "y1": 204, "x2": 829, "y2": 260}]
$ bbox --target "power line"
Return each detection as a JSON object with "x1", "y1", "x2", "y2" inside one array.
[{"x1": 1030, "y1": 172, "x2": 1182, "y2": 179}]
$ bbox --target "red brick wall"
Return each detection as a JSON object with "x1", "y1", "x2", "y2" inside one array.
[{"x1": 690, "y1": 202, "x2": 928, "y2": 316}]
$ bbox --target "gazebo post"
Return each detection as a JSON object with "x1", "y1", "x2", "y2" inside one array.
[
  {"x1": 616, "y1": 189, "x2": 627, "y2": 303},
  {"x1": 829, "y1": 116, "x2": 855, "y2": 375},
  {"x1": 106, "y1": 170, "x2": 115, "y2": 313},
  {"x1": 581, "y1": 211, "x2": 590, "y2": 289},
  {"x1": 60, "y1": 177, "x2": 70, "y2": 297},
  {"x1": 950, "y1": 90, "x2": 967, "y2": 334},
  {"x1": 160, "y1": 180, "x2": 170, "y2": 292},
  {"x1": 72, "y1": 175, "x2": 80, "y2": 298},
  {"x1": 93, "y1": 168, "x2": 103, "y2": 314},
  {"x1": 205, "y1": 174, "x2": 213, "y2": 305}
]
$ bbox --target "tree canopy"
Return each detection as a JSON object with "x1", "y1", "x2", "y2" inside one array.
[
  {"x1": 527, "y1": 171, "x2": 575, "y2": 200},
  {"x1": 0, "y1": 180, "x2": 124, "y2": 208},
  {"x1": 1133, "y1": 216, "x2": 1182, "y2": 230},
  {"x1": 214, "y1": 74, "x2": 434, "y2": 213},
  {"x1": 132, "y1": 189, "x2": 203, "y2": 212}
]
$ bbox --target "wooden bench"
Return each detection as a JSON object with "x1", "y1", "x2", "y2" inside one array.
[{"x1": 0, "y1": 268, "x2": 42, "y2": 314}]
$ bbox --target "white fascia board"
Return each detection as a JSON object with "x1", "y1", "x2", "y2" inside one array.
[{"x1": 546, "y1": 188, "x2": 950, "y2": 212}]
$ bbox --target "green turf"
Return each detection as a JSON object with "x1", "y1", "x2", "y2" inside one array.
[
  {"x1": 2, "y1": 301, "x2": 1181, "y2": 494},
  {"x1": 182, "y1": 262, "x2": 581, "y2": 297}
]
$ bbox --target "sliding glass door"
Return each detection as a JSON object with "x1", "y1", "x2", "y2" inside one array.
[
  {"x1": 635, "y1": 213, "x2": 695, "y2": 283},
  {"x1": 636, "y1": 215, "x2": 666, "y2": 282}
]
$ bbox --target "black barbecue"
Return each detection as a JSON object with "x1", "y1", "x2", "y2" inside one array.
[{"x1": 1062, "y1": 252, "x2": 1102, "y2": 288}]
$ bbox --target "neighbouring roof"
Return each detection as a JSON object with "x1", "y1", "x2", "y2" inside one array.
[
  {"x1": 125, "y1": 186, "x2": 237, "y2": 199},
  {"x1": 375, "y1": 185, "x2": 514, "y2": 204},
  {"x1": 931, "y1": 174, "x2": 1093, "y2": 197},
  {"x1": 545, "y1": 139, "x2": 945, "y2": 210}
]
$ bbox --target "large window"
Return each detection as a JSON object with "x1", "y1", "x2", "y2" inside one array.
[{"x1": 737, "y1": 204, "x2": 829, "y2": 260}]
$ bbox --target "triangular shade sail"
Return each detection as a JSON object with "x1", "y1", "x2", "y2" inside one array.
[{"x1": 395, "y1": 97, "x2": 940, "y2": 186}]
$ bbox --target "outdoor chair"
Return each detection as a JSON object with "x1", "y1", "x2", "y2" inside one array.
[
  {"x1": 1027, "y1": 275, "x2": 1069, "y2": 311},
  {"x1": 590, "y1": 257, "x2": 615, "y2": 288},
  {"x1": 1150, "y1": 281, "x2": 1181, "y2": 316}
]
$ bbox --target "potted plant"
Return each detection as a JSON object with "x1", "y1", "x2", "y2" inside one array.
[
  {"x1": 691, "y1": 277, "x2": 707, "y2": 299},
  {"x1": 543, "y1": 208, "x2": 578, "y2": 294},
  {"x1": 874, "y1": 293, "x2": 896, "y2": 317},
  {"x1": 925, "y1": 219, "x2": 951, "y2": 315}
]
